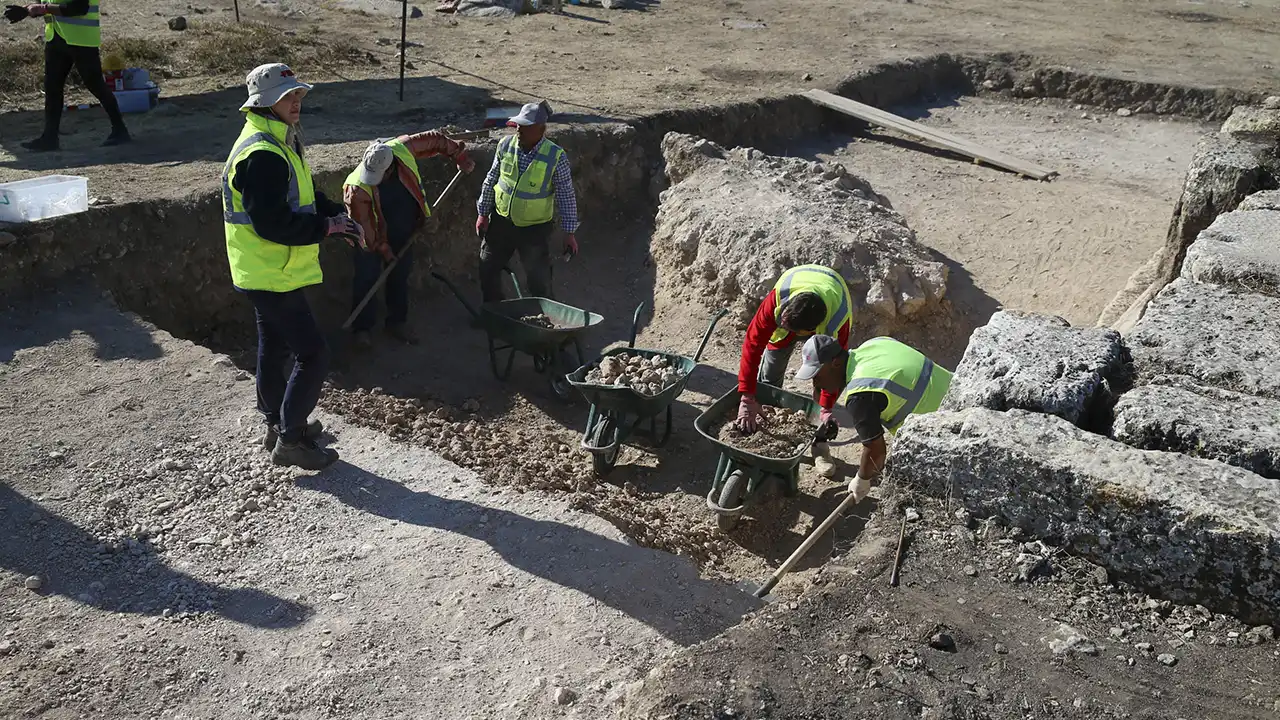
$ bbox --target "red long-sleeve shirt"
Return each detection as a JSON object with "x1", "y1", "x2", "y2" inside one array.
[{"x1": 737, "y1": 290, "x2": 852, "y2": 410}]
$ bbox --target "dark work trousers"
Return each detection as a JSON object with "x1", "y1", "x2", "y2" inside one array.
[
  {"x1": 42, "y1": 33, "x2": 126, "y2": 138},
  {"x1": 244, "y1": 289, "x2": 329, "y2": 442},
  {"x1": 350, "y1": 239, "x2": 413, "y2": 332},
  {"x1": 478, "y1": 213, "x2": 554, "y2": 303}
]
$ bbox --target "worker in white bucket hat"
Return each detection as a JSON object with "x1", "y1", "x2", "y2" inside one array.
[{"x1": 221, "y1": 62, "x2": 364, "y2": 472}]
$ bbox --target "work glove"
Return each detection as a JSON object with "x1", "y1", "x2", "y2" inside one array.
[
  {"x1": 563, "y1": 233, "x2": 578, "y2": 261},
  {"x1": 847, "y1": 472, "x2": 871, "y2": 502},
  {"x1": 475, "y1": 215, "x2": 488, "y2": 238},
  {"x1": 325, "y1": 215, "x2": 364, "y2": 247},
  {"x1": 453, "y1": 146, "x2": 475, "y2": 174},
  {"x1": 4, "y1": 5, "x2": 29, "y2": 22},
  {"x1": 735, "y1": 394, "x2": 763, "y2": 434},
  {"x1": 814, "y1": 409, "x2": 838, "y2": 443},
  {"x1": 23, "y1": 3, "x2": 44, "y2": 15}
]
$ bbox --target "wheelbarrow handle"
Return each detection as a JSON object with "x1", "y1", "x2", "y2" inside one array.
[
  {"x1": 628, "y1": 302, "x2": 646, "y2": 348},
  {"x1": 430, "y1": 271, "x2": 481, "y2": 320},
  {"x1": 692, "y1": 308, "x2": 729, "y2": 363}
]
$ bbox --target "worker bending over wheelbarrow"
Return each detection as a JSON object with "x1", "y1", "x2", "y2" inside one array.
[
  {"x1": 735, "y1": 264, "x2": 854, "y2": 436},
  {"x1": 793, "y1": 334, "x2": 953, "y2": 501},
  {"x1": 344, "y1": 132, "x2": 475, "y2": 349}
]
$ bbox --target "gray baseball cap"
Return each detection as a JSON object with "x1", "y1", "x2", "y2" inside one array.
[
  {"x1": 507, "y1": 102, "x2": 550, "y2": 126},
  {"x1": 794, "y1": 334, "x2": 845, "y2": 381},
  {"x1": 355, "y1": 140, "x2": 395, "y2": 186},
  {"x1": 240, "y1": 63, "x2": 312, "y2": 110}
]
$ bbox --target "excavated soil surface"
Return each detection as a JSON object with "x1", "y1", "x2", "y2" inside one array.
[{"x1": 711, "y1": 407, "x2": 813, "y2": 460}]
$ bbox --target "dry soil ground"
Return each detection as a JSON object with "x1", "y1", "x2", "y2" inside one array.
[{"x1": 1, "y1": 0, "x2": 1278, "y2": 717}]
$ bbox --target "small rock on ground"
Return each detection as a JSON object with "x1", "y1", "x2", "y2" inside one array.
[
  {"x1": 552, "y1": 687, "x2": 578, "y2": 705},
  {"x1": 168, "y1": 16, "x2": 187, "y2": 30},
  {"x1": 24, "y1": 575, "x2": 42, "y2": 590},
  {"x1": 1157, "y1": 653, "x2": 1177, "y2": 666}
]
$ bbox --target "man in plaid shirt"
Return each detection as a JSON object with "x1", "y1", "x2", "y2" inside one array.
[{"x1": 476, "y1": 101, "x2": 579, "y2": 302}]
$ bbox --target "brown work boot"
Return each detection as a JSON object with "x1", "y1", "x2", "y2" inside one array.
[
  {"x1": 385, "y1": 323, "x2": 419, "y2": 345},
  {"x1": 271, "y1": 436, "x2": 339, "y2": 471}
]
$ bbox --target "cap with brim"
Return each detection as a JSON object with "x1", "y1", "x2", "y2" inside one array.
[
  {"x1": 507, "y1": 102, "x2": 549, "y2": 126},
  {"x1": 794, "y1": 334, "x2": 844, "y2": 381},
  {"x1": 240, "y1": 63, "x2": 313, "y2": 111},
  {"x1": 355, "y1": 141, "x2": 395, "y2": 186}
]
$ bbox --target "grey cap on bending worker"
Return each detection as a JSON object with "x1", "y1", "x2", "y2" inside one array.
[{"x1": 795, "y1": 334, "x2": 953, "y2": 502}]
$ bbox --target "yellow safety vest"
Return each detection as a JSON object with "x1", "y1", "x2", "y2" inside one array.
[
  {"x1": 769, "y1": 264, "x2": 853, "y2": 344},
  {"x1": 493, "y1": 135, "x2": 563, "y2": 227},
  {"x1": 45, "y1": 0, "x2": 100, "y2": 48},
  {"x1": 222, "y1": 112, "x2": 322, "y2": 293},
  {"x1": 840, "y1": 337, "x2": 952, "y2": 433},
  {"x1": 342, "y1": 137, "x2": 431, "y2": 237}
]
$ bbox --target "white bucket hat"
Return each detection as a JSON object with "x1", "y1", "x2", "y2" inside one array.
[
  {"x1": 356, "y1": 140, "x2": 395, "y2": 186},
  {"x1": 240, "y1": 63, "x2": 312, "y2": 110}
]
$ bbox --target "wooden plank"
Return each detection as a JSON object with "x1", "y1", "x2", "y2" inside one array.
[{"x1": 802, "y1": 89, "x2": 1058, "y2": 181}]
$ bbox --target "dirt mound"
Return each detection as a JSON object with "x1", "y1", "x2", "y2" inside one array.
[{"x1": 650, "y1": 132, "x2": 950, "y2": 332}]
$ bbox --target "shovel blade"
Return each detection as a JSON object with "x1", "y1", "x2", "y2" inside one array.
[{"x1": 734, "y1": 579, "x2": 775, "y2": 602}]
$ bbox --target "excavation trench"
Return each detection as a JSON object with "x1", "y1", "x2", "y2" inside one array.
[{"x1": 0, "y1": 52, "x2": 1231, "y2": 586}]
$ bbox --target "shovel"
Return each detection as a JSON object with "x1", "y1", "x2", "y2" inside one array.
[{"x1": 740, "y1": 490, "x2": 861, "y2": 600}]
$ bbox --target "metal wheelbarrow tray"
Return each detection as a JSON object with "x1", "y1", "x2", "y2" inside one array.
[
  {"x1": 432, "y1": 271, "x2": 603, "y2": 400},
  {"x1": 694, "y1": 384, "x2": 821, "y2": 532},
  {"x1": 567, "y1": 306, "x2": 727, "y2": 475}
]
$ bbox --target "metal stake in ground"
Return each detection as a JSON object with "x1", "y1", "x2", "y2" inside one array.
[
  {"x1": 233, "y1": 0, "x2": 240, "y2": 22},
  {"x1": 398, "y1": 0, "x2": 408, "y2": 101},
  {"x1": 342, "y1": 169, "x2": 466, "y2": 331}
]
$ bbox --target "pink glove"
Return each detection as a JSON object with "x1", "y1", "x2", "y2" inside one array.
[
  {"x1": 25, "y1": 3, "x2": 47, "y2": 15},
  {"x1": 476, "y1": 215, "x2": 488, "y2": 238},
  {"x1": 325, "y1": 215, "x2": 364, "y2": 247},
  {"x1": 563, "y1": 233, "x2": 578, "y2": 260},
  {"x1": 736, "y1": 394, "x2": 763, "y2": 434}
]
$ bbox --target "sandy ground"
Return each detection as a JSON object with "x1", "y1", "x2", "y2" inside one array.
[
  {"x1": 0, "y1": 0, "x2": 1274, "y2": 200},
  {"x1": 0, "y1": 292, "x2": 760, "y2": 719}
]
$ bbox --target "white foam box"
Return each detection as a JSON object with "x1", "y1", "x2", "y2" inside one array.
[{"x1": 0, "y1": 174, "x2": 89, "y2": 223}]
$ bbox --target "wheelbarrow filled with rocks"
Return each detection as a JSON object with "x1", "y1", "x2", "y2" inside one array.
[
  {"x1": 567, "y1": 306, "x2": 728, "y2": 475},
  {"x1": 431, "y1": 271, "x2": 603, "y2": 400},
  {"x1": 695, "y1": 385, "x2": 821, "y2": 531}
]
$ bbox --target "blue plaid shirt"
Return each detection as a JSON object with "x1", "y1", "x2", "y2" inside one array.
[{"x1": 477, "y1": 138, "x2": 580, "y2": 234}]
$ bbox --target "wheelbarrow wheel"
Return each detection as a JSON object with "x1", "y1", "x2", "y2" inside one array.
[
  {"x1": 590, "y1": 415, "x2": 621, "y2": 476},
  {"x1": 717, "y1": 470, "x2": 747, "y2": 532}
]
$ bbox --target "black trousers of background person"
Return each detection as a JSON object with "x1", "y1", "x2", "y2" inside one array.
[
  {"x1": 478, "y1": 213, "x2": 554, "y2": 303},
  {"x1": 41, "y1": 33, "x2": 126, "y2": 139}
]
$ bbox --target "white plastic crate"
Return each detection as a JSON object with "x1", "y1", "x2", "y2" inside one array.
[{"x1": 0, "y1": 175, "x2": 89, "y2": 223}]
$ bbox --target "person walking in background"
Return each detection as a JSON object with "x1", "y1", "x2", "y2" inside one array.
[
  {"x1": 343, "y1": 131, "x2": 475, "y2": 349},
  {"x1": 475, "y1": 101, "x2": 579, "y2": 303},
  {"x1": 222, "y1": 63, "x2": 363, "y2": 471},
  {"x1": 4, "y1": 0, "x2": 130, "y2": 151}
]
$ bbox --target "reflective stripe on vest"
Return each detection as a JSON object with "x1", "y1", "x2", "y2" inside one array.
[
  {"x1": 45, "y1": 1, "x2": 100, "y2": 47},
  {"x1": 844, "y1": 358, "x2": 935, "y2": 430},
  {"x1": 494, "y1": 136, "x2": 562, "y2": 227},
  {"x1": 840, "y1": 337, "x2": 951, "y2": 433},
  {"x1": 770, "y1": 265, "x2": 852, "y2": 344},
  {"x1": 222, "y1": 133, "x2": 315, "y2": 224}
]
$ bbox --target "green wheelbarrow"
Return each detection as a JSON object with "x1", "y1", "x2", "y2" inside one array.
[
  {"x1": 694, "y1": 384, "x2": 822, "y2": 532},
  {"x1": 567, "y1": 306, "x2": 728, "y2": 476},
  {"x1": 432, "y1": 271, "x2": 603, "y2": 400}
]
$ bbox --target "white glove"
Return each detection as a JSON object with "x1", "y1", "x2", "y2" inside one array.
[{"x1": 848, "y1": 472, "x2": 871, "y2": 502}]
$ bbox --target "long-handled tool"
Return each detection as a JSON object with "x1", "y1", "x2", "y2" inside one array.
[
  {"x1": 342, "y1": 168, "x2": 466, "y2": 331},
  {"x1": 745, "y1": 491, "x2": 860, "y2": 599}
]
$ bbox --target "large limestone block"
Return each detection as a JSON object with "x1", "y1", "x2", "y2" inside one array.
[
  {"x1": 1181, "y1": 209, "x2": 1280, "y2": 295},
  {"x1": 1221, "y1": 106, "x2": 1280, "y2": 139},
  {"x1": 1112, "y1": 375, "x2": 1280, "y2": 479},
  {"x1": 891, "y1": 408, "x2": 1280, "y2": 623},
  {"x1": 941, "y1": 310, "x2": 1129, "y2": 428},
  {"x1": 1240, "y1": 189, "x2": 1280, "y2": 211},
  {"x1": 1127, "y1": 279, "x2": 1280, "y2": 399}
]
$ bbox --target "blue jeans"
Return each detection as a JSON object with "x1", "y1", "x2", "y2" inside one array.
[
  {"x1": 243, "y1": 288, "x2": 328, "y2": 442},
  {"x1": 350, "y1": 240, "x2": 413, "y2": 332}
]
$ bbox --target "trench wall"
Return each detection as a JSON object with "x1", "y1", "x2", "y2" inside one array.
[{"x1": 0, "y1": 53, "x2": 1259, "y2": 352}]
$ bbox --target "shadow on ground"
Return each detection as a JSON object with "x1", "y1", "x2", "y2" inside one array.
[
  {"x1": 298, "y1": 461, "x2": 761, "y2": 645},
  {"x1": 0, "y1": 485, "x2": 310, "y2": 629},
  {"x1": 0, "y1": 286, "x2": 164, "y2": 364}
]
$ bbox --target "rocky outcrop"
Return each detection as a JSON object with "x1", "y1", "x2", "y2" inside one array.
[
  {"x1": 1112, "y1": 375, "x2": 1280, "y2": 479},
  {"x1": 1220, "y1": 106, "x2": 1280, "y2": 139},
  {"x1": 1126, "y1": 279, "x2": 1280, "y2": 399},
  {"x1": 1240, "y1": 189, "x2": 1280, "y2": 211},
  {"x1": 892, "y1": 408, "x2": 1280, "y2": 624},
  {"x1": 941, "y1": 310, "x2": 1128, "y2": 429},
  {"x1": 651, "y1": 132, "x2": 949, "y2": 333},
  {"x1": 1181, "y1": 209, "x2": 1280, "y2": 296}
]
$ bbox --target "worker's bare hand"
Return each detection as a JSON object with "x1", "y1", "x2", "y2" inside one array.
[
  {"x1": 475, "y1": 215, "x2": 488, "y2": 238},
  {"x1": 454, "y1": 146, "x2": 475, "y2": 174},
  {"x1": 562, "y1": 233, "x2": 578, "y2": 261}
]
